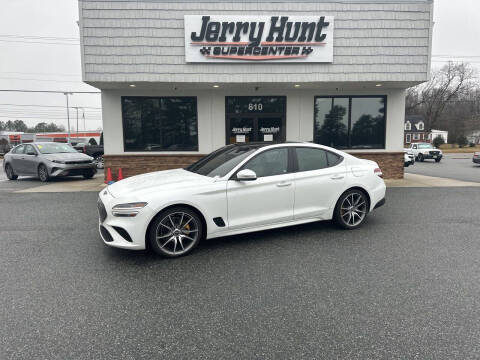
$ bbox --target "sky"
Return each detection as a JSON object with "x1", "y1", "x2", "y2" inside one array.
[{"x1": 0, "y1": 0, "x2": 479, "y2": 131}]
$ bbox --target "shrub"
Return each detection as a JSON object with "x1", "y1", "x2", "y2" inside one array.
[
  {"x1": 432, "y1": 135, "x2": 445, "y2": 148},
  {"x1": 457, "y1": 135, "x2": 468, "y2": 148}
]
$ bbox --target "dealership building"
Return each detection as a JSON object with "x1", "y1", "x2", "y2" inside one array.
[{"x1": 78, "y1": 0, "x2": 433, "y2": 179}]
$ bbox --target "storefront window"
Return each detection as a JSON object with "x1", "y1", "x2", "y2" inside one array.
[
  {"x1": 314, "y1": 96, "x2": 386, "y2": 149},
  {"x1": 122, "y1": 96, "x2": 198, "y2": 152}
]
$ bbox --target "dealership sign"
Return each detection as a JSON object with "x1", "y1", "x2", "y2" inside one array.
[{"x1": 184, "y1": 15, "x2": 334, "y2": 63}]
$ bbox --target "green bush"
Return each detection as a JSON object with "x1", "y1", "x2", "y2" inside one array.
[
  {"x1": 432, "y1": 135, "x2": 445, "y2": 148},
  {"x1": 457, "y1": 135, "x2": 468, "y2": 148}
]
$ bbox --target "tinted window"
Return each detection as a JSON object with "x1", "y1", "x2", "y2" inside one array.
[
  {"x1": 187, "y1": 145, "x2": 258, "y2": 178},
  {"x1": 36, "y1": 143, "x2": 77, "y2": 154},
  {"x1": 13, "y1": 145, "x2": 24, "y2": 154},
  {"x1": 314, "y1": 96, "x2": 386, "y2": 150},
  {"x1": 326, "y1": 151, "x2": 342, "y2": 166},
  {"x1": 24, "y1": 145, "x2": 36, "y2": 154},
  {"x1": 122, "y1": 97, "x2": 198, "y2": 151},
  {"x1": 242, "y1": 148, "x2": 288, "y2": 177},
  {"x1": 296, "y1": 148, "x2": 328, "y2": 172}
]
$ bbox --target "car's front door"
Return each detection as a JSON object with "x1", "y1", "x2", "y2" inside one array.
[
  {"x1": 19, "y1": 144, "x2": 38, "y2": 175},
  {"x1": 226, "y1": 147, "x2": 294, "y2": 230},
  {"x1": 293, "y1": 147, "x2": 347, "y2": 219}
]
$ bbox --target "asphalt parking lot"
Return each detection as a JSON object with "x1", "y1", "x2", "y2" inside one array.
[
  {"x1": 2, "y1": 185, "x2": 480, "y2": 359},
  {"x1": 406, "y1": 153, "x2": 480, "y2": 183}
]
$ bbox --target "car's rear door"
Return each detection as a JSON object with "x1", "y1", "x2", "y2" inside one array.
[
  {"x1": 293, "y1": 147, "x2": 346, "y2": 219},
  {"x1": 9, "y1": 145, "x2": 25, "y2": 174},
  {"x1": 226, "y1": 147, "x2": 294, "y2": 230}
]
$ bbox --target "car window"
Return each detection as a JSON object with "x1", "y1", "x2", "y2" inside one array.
[
  {"x1": 13, "y1": 145, "x2": 24, "y2": 154},
  {"x1": 242, "y1": 148, "x2": 288, "y2": 177},
  {"x1": 412, "y1": 145, "x2": 417, "y2": 149},
  {"x1": 24, "y1": 144, "x2": 36, "y2": 154},
  {"x1": 326, "y1": 151, "x2": 342, "y2": 166},
  {"x1": 296, "y1": 147, "x2": 328, "y2": 171},
  {"x1": 36, "y1": 143, "x2": 77, "y2": 154}
]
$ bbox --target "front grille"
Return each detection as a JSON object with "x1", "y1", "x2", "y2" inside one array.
[
  {"x1": 97, "y1": 198, "x2": 107, "y2": 223},
  {"x1": 429, "y1": 151, "x2": 440, "y2": 156},
  {"x1": 65, "y1": 160, "x2": 91, "y2": 165},
  {"x1": 100, "y1": 225, "x2": 113, "y2": 242}
]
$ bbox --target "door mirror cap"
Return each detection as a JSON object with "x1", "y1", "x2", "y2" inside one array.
[
  {"x1": 236, "y1": 169, "x2": 257, "y2": 181},
  {"x1": 26, "y1": 151, "x2": 36, "y2": 156}
]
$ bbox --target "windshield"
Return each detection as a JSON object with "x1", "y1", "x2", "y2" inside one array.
[
  {"x1": 36, "y1": 143, "x2": 78, "y2": 154},
  {"x1": 186, "y1": 145, "x2": 258, "y2": 177},
  {"x1": 418, "y1": 144, "x2": 434, "y2": 149}
]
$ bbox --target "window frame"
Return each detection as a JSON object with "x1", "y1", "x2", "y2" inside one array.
[
  {"x1": 413, "y1": 133, "x2": 420, "y2": 140},
  {"x1": 406, "y1": 134, "x2": 411, "y2": 143},
  {"x1": 121, "y1": 96, "x2": 199, "y2": 152},
  {"x1": 313, "y1": 95, "x2": 387, "y2": 150},
  {"x1": 13, "y1": 145, "x2": 25, "y2": 154},
  {"x1": 405, "y1": 121, "x2": 411, "y2": 131},
  {"x1": 230, "y1": 146, "x2": 295, "y2": 180},
  {"x1": 292, "y1": 146, "x2": 344, "y2": 173}
]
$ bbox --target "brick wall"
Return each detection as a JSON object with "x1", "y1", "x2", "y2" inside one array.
[
  {"x1": 104, "y1": 152, "x2": 404, "y2": 181},
  {"x1": 350, "y1": 152, "x2": 404, "y2": 179}
]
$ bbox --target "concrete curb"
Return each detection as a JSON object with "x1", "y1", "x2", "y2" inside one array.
[{"x1": 385, "y1": 173, "x2": 480, "y2": 188}]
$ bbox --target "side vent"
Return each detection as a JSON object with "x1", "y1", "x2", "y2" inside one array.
[
  {"x1": 112, "y1": 226, "x2": 133, "y2": 242},
  {"x1": 213, "y1": 217, "x2": 226, "y2": 227}
]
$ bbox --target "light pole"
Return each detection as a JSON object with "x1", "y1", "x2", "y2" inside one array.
[{"x1": 64, "y1": 92, "x2": 73, "y2": 143}]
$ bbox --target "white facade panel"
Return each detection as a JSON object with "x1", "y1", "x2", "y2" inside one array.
[{"x1": 78, "y1": 0, "x2": 433, "y2": 85}]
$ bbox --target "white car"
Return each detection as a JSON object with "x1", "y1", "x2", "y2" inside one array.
[
  {"x1": 97, "y1": 143, "x2": 386, "y2": 257},
  {"x1": 409, "y1": 143, "x2": 443, "y2": 162},
  {"x1": 404, "y1": 149, "x2": 415, "y2": 167}
]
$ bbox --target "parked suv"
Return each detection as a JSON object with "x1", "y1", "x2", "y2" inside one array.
[{"x1": 409, "y1": 143, "x2": 443, "y2": 162}]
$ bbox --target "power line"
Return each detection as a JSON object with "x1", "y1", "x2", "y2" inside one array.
[{"x1": 0, "y1": 103, "x2": 101, "y2": 110}]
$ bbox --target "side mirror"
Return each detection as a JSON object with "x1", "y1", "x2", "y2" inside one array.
[
  {"x1": 236, "y1": 169, "x2": 257, "y2": 181},
  {"x1": 26, "y1": 151, "x2": 36, "y2": 156}
]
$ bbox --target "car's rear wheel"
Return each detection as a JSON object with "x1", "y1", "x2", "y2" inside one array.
[
  {"x1": 149, "y1": 206, "x2": 203, "y2": 257},
  {"x1": 5, "y1": 164, "x2": 18, "y2": 180},
  {"x1": 38, "y1": 164, "x2": 49, "y2": 182},
  {"x1": 334, "y1": 189, "x2": 369, "y2": 229},
  {"x1": 435, "y1": 158, "x2": 441, "y2": 163},
  {"x1": 83, "y1": 169, "x2": 95, "y2": 179}
]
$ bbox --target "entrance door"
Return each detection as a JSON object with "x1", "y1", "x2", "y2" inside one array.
[{"x1": 226, "y1": 96, "x2": 286, "y2": 145}]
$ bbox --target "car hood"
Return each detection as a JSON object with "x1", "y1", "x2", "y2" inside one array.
[
  {"x1": 42, "y1": 152, "x2": 93, "y2": 161},
  {"x1": 107, "y1": 168, "x2": 214, "y2": 198}
]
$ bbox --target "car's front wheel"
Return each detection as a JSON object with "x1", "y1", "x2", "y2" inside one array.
[
  {"x1": 435, "y1": 158, "x2": 441, "y2": 163},
  {"x1": 334, "y1": 189, "x2": 369, "y2": 229},
  {"x1": 418, "y1": 154, "x2": 424, "y2": 162},
  {"x1": 148, "y1": 206, "x2": 203, "y2": 257},
  {"x1": 5, "y1": 164, "x2": 18, "y2": 180},
  {"x1": 83, "y1": 169, "x2": 95, "y2": 179},
  {"x1": 38, "y1": 164, "x2": 49, "y2": 182},
  {"x1": 94, "y1": 155, "x2": 104, "y2": 169}
]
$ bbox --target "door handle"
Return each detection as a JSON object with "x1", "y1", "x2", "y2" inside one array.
[
  {"x1": 276, "y1": 181, "x2": 292, "y2": 187},
  {"x1": 330, "y1": 174, "x2": 344, "y2": 180}
]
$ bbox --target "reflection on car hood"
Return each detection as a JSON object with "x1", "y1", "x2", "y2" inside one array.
[
  {"x1": 107, "y1": 168, "x2": 213, "y2": 198},
  {"x1": 42, "y1": 152, "x2": 93, "y2": 161}
]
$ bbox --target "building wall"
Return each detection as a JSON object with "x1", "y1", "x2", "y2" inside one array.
[
  {"x1": 102, "y1": 87, "x2": 405, "y2": 178},
  {"x1": 79, "y1": 0, "x2": 433, "y2": 84}
]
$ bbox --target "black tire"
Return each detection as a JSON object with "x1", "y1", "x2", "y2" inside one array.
[
  {"x1": 148, "y1": 206, "x2": 204, "y2": 258},
  {"x1": 333, "y1": 189, "x2": 369, "y2": 230},
  {"x1": 435, "y1": 158, "x2": 441, "y2": 163},
  {"x1": 83, "y1": 169, "x2": 95, "y2": 179},
  {"x1": 418, "y1": 153, "x2": 424, "y2": 162},
  {"x1": 38, "y1": 164, "x2": 49, "y2": 182},
  {"x1": 404, "y1": 163, "x2": 410, "y2": 167},
  {"x1": 5, "y1": 163, "x2": 18, "y2": 180}
]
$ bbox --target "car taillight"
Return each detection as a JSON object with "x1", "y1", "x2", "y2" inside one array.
[
  {"x1": 474, "y1": 152, "x2": 480, "y2": 157},
  {"x1": 374, "y1": 168, "x2": 383, "y2": 178}
]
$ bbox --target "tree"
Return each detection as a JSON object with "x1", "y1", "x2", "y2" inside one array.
[
  {"x1": 406, "y1": 62, "x2": 478, "y2": 131},
  {"x1": 0, "y1": 121, "x2": 4, "y2": 131},
  {"x1": 317, "y1": 105, "x2": 348, "y2": 147},
  {"x1": 457, "y1": 135, "x2": 468, "y2": 148},
  {"x1": 432, "y1": 135, "x2": 445, "y2": 148}
]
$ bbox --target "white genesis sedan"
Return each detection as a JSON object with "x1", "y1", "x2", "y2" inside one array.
[{"x1": 97, "y1": 142, "x2": 386, "y2": 257}]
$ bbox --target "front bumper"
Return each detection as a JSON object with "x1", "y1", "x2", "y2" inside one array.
[
  {"x1": 473, "y1": 157, "x2": 480, "y2": 164},
  {"x1": 97, "y1": 189, "x2": 154, "y2": 250},
  {"x1": 420, "y1": 153, "x2": 443, "y2": 160},
  {"x1": 49, "y1": 162, "x2": 97, "y2": 177}
]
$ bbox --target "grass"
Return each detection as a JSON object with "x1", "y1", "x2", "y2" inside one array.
[{"x1": 439, "y1": 144, "x2": 480, "y2": 153}]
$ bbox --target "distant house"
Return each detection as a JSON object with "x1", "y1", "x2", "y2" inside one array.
[
  {"x1": 467, "y1": 130, "x2": 480, "y2": 145},
  {"x1": 404, "y1": 115, "x2": 448, "y2": 145}
]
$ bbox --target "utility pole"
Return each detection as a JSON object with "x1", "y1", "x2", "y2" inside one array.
[
  {"x1": 82, "y1": 108, "x2": 85, "y2": 132},
  {"x1": 75, "y1": 107, "x2": 79, "y2": 141},
  {"x1": 64, "y1": 92, "x2": 73, "y2": 143}
]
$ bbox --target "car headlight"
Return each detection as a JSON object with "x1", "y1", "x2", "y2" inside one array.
[
  {"x1": 51, "y1": 159, "x2": 66, "y2": 164},
  {"x1": 112, "y1": 202, "x2": 148, "y2": 217}
]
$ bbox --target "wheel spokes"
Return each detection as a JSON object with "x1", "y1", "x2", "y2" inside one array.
[{"x1": 156, "y1": 212, "x2": 199, "y2": 255}]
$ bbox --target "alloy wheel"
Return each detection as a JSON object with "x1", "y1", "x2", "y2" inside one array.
[
  {"x1": 38, "y1": 165, "x2": 48, "y2": 182},
  {"x1": 340, "y1": 192, "x2": 367, "y2": 227},
  {"x1": 94, "y1": 155, "x2": 104, "y2": 169},
  {"x1": 154, "y1": 212, "x2": 199, "y2": 256}
]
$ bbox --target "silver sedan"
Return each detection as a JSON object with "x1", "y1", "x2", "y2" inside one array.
[{"x1": 3, "y1": 142, "x2": 97, "y2": 182}]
